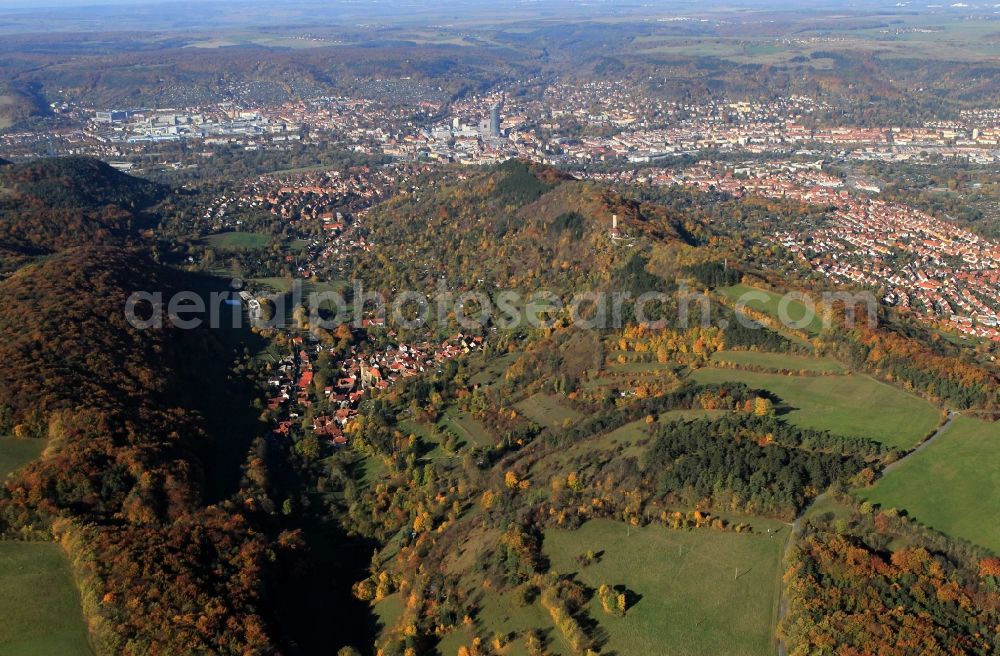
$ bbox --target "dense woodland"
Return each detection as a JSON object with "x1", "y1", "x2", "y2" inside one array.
[
  {"x1": 781, "y1": 496, "x2": 1000, "y2": 654},
  {"x1": 0, "y1": 245, "x2": 289, "y2": 654},
  {"x1": 0, "y1": 159, "x2": 293, "y2": 653},
  {"x1": 0, "y1": 157, "x2": 164, "y2": 271}
]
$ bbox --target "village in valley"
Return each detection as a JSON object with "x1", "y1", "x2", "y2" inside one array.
[
  {"x1": 263, "y1": 327, "x2": 482, "y2": 449},
  {"x1": 184, "y1": 161, "x2": 488, "y2": 451}
]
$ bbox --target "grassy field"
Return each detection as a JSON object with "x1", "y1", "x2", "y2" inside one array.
[
  {"x1": 0, "y1": 542, "x2": 92, "y2": 656},
  {"x1": 250, "y1": 277, "x2": 345, "y2": 295},
  {"x1": 544, "y1": 518, "x2": 785, "y2": 656},
  {"x1": 719, "y1": 284, "x2": 824, "y2": 336},
  {"x1": 439, "y1": 408, "x2": 494, "y2": 449},
  {"x1": 436, "y1": 590, "x2": 569, "y2": 656},
  {"x1": 690, "y1": 368, "x2": 940, "y2": 449},
  {"x1": 399, "y1": 409, "x2": 495, "y2": 455},
  {"x1": 435, "y1": 523, "x2": 570, "y2": 655},
  {"x1": 468, "y1": 352, "x2": 520, "y2": 387},
  {"x1": 515, "y1": 394, "x2": 582, "y2": 428},
  {"x1": 710, "y1": 350, "x2": 845, "y2": 373},
  {"x1": 397, "y1": 419, "x2": 458, "y2": 463},
  {"x1": 606, "y1": 360, "x2": 683, "y2": 374},
  {"x1": 581, "y1": 357, "x2": 683, "y2": 391},
  {"x1": 354, "y1": 452, "x2": 388, "y2": 488},
  {"x1": 0, "y1": 437, "x2": 44, "y2": 479},
  {"x1": 373, "y1": 593, "x2": 405, "y2": 641},
  {"x1": 803, "y1": 493, "x2": 853, "y2": 524},
  {"x1": 201, "y1": 231, "x2": 271, "y2": 251},
  {"x1": 859, "y1": 416, "x2": 1000, "y2": 553}
]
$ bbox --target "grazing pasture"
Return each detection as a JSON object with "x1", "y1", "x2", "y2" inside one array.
[
  {"x1": 0, "y1": 436, "x2": 44, "y2": 479},
  {"x1": 515, "y1": 394, "x2": 582, "y2": 428},
  {"x1": 710, "y1": 350, "x2": 844, "y2": 373},
  {"x1": 0, "y1": 541, "x2": 92, "y2": 656},
  {"x1": 201, "y1": 231, "x2": 271, "y2": 251},
  {"x1": 719, "y1": 284, "x2": 825, "y2": 336}
]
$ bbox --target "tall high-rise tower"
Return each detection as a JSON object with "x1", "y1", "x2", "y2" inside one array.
[{"x1": 489, "y1": 102, "x2": 502, "y2": 138}]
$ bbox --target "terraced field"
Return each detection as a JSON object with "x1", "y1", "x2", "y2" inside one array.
[{"x1": 710, "y1": 350, "x2": 844, "y2": 373}]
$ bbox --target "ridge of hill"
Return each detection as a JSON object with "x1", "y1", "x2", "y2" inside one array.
[
  {"x1": 0, "y1": 245, "x2": 283, "y2": 654},
  {"x1": 0, "y1": 156, "x2": 165, "y2": 270},
  {"x1": 353, "y1": 159, "x2": 689, "y2": 297}
]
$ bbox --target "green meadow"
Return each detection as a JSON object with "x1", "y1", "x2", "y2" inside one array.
[
  {"x1": 201, "y1": 231, "x2": 271, "y2": 251},
  {"x1": 437, "y1": 587, "x2": 570, "y2": 656},
  {"x1": 719, "y1": 284, "x2": 825, "y2": 336},
  {"x1": 690, "y1": 368, "x2": 940, "y2": 449},
  {"x1": 544, "y1": 518, "x2": 785, "y2": 656},
  {"x1": 710, "y1": 350, "x2": 845, "y2": 373},
  {"x1": 250, "y1": 277, "x2": 346, "y2": 296},
  {"x1": 0, "y1": 437, "x2": 44, "y2": 479},
  {"x1": 515, "y1": 394, "x2": 582, "y2": 428},
  {"x1": 859, "y1": 416, "x2": 1000, "y2": 553},
  {"x1": 439, "y1": 408, "x2": 494, "y2": 448},
  {"x1": 373, "y1": 593, "x2": 405, "y2": 642},
  {"x1": 0, "y1": 542, "x2": 92, "y2": 656},
  {"x1": 468, "y1": 351, "x2": 520, "y2": 387}
]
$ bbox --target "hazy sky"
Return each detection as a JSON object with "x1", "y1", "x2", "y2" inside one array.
[
  {"x1": 0, "y1": 0, "x2": 208, "y2": 5},
  {"x1": 0, "y1": 0, "x2": 905, "y2": 7}
]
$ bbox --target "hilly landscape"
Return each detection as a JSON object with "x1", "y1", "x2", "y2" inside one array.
[
  {"x1": 317, "y1": 162, "x2": 1000, "y2": 655},
  {"x1": 0, "y1": 160, "x2": 288, "y2": 654},
  {"x1": 2, "y1": 2, "x2": 1000, "y2": 652},
  {"x1": 0, "y1": 157, "x2": 997, "y2": 655}
]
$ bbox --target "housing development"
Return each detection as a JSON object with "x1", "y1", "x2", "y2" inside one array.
[{"x1": 641, "y1": 162, "x2": 1000, "y2": 339}]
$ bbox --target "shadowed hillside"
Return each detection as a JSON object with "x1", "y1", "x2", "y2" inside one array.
[
  {"x1": 0, "y1": 157, "x2": 165, "y2": 270},
  {"x1": 0, "y1": 245, "x2": 288, "y2": 654}
]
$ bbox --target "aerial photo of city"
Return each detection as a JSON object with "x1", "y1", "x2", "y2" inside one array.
[{"x1": 0, "y1": 1, "x2": 998, "y2": 655}]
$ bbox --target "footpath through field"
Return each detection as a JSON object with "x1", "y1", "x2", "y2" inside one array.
[{"x1": 774, "y1": 411, "x2": 957, "y2": 656}]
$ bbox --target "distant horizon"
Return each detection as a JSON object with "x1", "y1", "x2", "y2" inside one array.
[{"x1": 0, "y1": 0, "x2": 957, "y2": 8}]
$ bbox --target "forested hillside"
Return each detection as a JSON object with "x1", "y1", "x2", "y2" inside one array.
[
  {"x1": 0, "y1": 156, "x2": 995, "y2": 655},
  {"x1": 355, "y1": 160, "x2": 688, "y2": 296},
  {"x1": 0, "y1": 244, "x2": 286, "y2": 654},
  {"x1": 312, "y1": 161, "x2": 1000, "y2": 655},
  {"x1": 0, "y1": 157, "x2": 164, "y2": 270},
  {"x1": 781, "y1": 496, "x2": 1000, "y2": 654}
]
